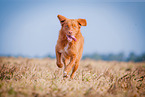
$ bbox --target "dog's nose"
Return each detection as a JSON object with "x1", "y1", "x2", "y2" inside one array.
[{"x1": 68, "y1": 31, "x2": 73, "y2": 34}]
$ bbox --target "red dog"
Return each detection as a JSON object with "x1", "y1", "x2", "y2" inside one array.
[{"x1": 55, "y1": 15, "x2": 87, "y2": 78}]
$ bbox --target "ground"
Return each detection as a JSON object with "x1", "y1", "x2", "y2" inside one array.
[{"x1": 0, "y1": 57, "x2": 145, "y2": 97}]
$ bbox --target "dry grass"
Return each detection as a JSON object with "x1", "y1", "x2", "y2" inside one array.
[{"x1": 0, "y1": 57, "x2": 145, "y2": 97}]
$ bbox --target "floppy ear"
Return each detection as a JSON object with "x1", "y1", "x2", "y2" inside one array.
[
  {"x1": 78, "y1": 19, "x2": 87, "y2": 26},
  {"x1": 57, "y1": 15, "x2": 67, "y2": 26}
]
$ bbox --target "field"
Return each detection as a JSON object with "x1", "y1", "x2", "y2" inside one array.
[{"x1": 0, "y1": 57, "x2": 145, "y2": 97}]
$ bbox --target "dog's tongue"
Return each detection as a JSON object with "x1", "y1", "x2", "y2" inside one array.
[
  {"x1": 66, "y1": 35, "x2": 77, "y2": 42},
  {"x1": 71, "y1": 36, "x2": 77, "y2": 41}
]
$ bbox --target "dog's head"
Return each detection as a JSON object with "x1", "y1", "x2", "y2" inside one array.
[{"x1": 57, "y1": 15, "x2": 87, "y2": 42}]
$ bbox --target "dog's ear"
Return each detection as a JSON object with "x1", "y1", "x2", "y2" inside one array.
[
  {"x1": 57, "y1": 15, "x2": 67, "y2": 26},
  {"x1": 78, "y1": 19, "x2": 87, "y2": 26}
]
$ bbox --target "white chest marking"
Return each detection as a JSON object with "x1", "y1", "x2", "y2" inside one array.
[
  {"x1": 64, "y1": 43, "x2": 69, "y2": 53},
  {"x1": 59, "y1": 50, "x2": 63, "y2": 53}
]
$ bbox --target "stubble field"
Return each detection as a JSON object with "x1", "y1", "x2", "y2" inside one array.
[{"x1": 0, "y1": 57, "x2": 145, "y2": 97}]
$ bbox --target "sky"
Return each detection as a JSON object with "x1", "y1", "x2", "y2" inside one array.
[{"x1": 0, "y1": 0, "x2": 145, "y2": 57}]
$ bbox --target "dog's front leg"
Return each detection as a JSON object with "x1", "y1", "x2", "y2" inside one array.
[
  {"x1": 55, "y1": 49, "x2": 63, "y2": 68},
  {"x1": 63, "y1": 55, "x2": 76, "y2": 77}
]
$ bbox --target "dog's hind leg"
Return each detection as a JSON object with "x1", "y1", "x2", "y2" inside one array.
[
  {"x1": 62, "y1": 58, "x2": 69, "y2": 78},
  {"x1": 64, "y1": 55, "x2": 77, "y2": 77},
  {"x1": 70, "y1": 61, "x2": 79, "y2": 79}
]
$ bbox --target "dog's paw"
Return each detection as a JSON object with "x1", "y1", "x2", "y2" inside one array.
[
  {"x1": 63, "y1": 71, "x2": 68, "y2": 78},
  {"x1": 70, "y1": 75, "x2": 74, "y2": 79},
  {"x1": 56, "y1": 62, "x2": 63, "y2": 68}
]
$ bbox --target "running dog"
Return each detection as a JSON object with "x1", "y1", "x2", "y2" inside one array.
[{"x1": 55, "y1": 15, "x2": 87, "y2": 79}]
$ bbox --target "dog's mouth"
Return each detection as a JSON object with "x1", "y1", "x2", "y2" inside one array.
[{"x1": 66, "y1": 34, "x2": 77, "y2": 42}]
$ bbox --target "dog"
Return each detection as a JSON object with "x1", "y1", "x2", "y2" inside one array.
[{"x1": 55, "y1": 15, "x2": 87, "y2": 79}]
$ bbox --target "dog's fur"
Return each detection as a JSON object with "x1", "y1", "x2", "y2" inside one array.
[{"x1": 55, "y1": 15, "x2": 87, "y2": 79}]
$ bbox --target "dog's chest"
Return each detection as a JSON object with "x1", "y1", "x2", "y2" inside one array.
[
  {"x1": 64, "y1": 43, "x2": 69, "y2": 53},
  {"x1": 60, "y1": 43, "x2": 69, "y2": 54}
]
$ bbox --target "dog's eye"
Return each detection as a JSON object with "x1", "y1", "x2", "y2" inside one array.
[{"x1": 66, "y1": 25, "x2": 68, "y2": 28}]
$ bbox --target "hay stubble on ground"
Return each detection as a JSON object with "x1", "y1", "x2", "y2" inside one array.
[{"x1": 0, "y1": 57, "x2": 145, "y2": 97}]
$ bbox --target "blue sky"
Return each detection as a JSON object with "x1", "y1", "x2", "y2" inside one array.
[{"x1": 0, "y1": 0, "x2": 145, "y2": 57}]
